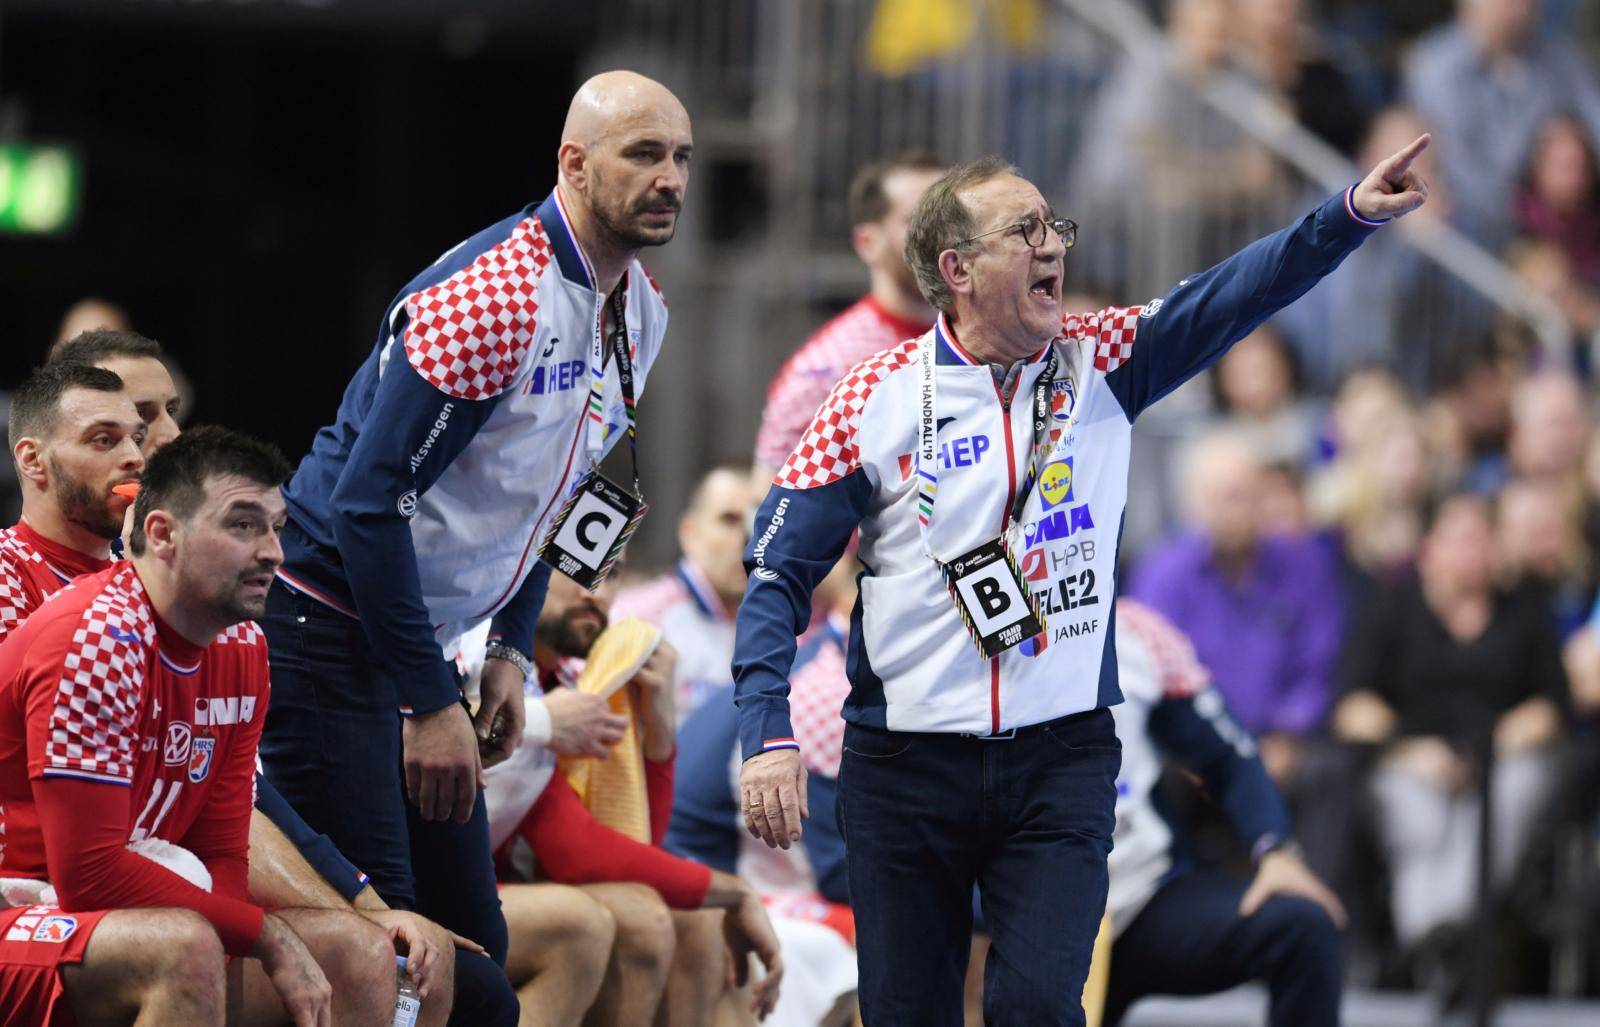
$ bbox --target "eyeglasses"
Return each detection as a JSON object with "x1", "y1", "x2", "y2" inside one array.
[{"x1": 961, "y1": 213, "x2": 1078, "y2": 250}]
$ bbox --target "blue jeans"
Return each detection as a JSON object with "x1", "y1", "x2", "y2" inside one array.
[
  {"x1": 1104, "y1": 868, "x2": 1342, "y2": 1027},
  {"x1": 838, "y1": 707, "x2": 1121, "y2": 1026},
  {"x1": 257, "y1": 583, "x2": 510, "y2": 967}
]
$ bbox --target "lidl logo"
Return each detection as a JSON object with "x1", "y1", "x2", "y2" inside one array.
[{"x1": 1039, "y1": 458, "x2": 1073, "y2": 509}]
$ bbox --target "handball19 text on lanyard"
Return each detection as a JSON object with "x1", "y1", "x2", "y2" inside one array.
[
  {"x1": 538, "y1": 283, "x2": 649, "y2": 591},
  {"x1": 915, "y1": 329, "x2": 1060, "y2": 658}
]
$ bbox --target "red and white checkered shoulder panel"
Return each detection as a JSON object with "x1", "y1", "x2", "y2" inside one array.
[
  {"x1": 1061, "y1": 305, "x2": 1142, "y2": 373},
  {"x1": 404, "y1": 216, "x2": 554, "y2": 401},
  {"x1": 773, "y1": 339, "x2": 918, "y2": 490},
  {"x1": 1116, "y1": 599, "x2": 1208, "y2": 699},
  {"x1": 0, "y1": 536, "x2": 40, "y2": 639},
  {"x1": 46, "y1": 567, "x2": 155, "y2": 782},
  {"x1": 214, "y1": 621, "x2": 264, "y2": 647}
]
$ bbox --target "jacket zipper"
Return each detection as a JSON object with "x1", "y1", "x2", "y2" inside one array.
[
  {"x1": 474, "y1": 292, "x2": 606, "y2": 619},
  {"x1": 992, "y1": 377, "x2": 1017, "y2": 735}
]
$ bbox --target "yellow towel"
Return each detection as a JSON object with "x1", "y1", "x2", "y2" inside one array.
[
  {"x1": 558, "y1": 619, "x2": 662, "y2": 844},
  {"x1": 1081, "y1": 914, "x2": 1113, "y2": 1027}
]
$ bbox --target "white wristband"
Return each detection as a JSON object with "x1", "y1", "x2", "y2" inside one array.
[{"x1": 524, "y1": 695, "x2": 553, "y2": 747}]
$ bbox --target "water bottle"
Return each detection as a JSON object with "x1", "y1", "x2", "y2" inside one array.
[{"x1": 392, "y1": 955, "x2": 422, "y2": 1027}]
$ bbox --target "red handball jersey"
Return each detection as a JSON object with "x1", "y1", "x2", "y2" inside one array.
[
  {"x1": 0, "y1": 521, "x2": 112, "y2": 644},
  {"x1": 752, "y1": 296, "x2": 929, "y2": 471},
  {"x1": 0, "y1": 563, "x2": 268, "y2": 954}
]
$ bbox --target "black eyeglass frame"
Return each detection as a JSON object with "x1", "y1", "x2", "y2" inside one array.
[{"x1": 959, "y1": 214, "x2": 1078, "y2": 250}]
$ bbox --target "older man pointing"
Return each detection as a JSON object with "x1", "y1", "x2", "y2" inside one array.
[
  {"x1": 260, "y1": 71, "x2": 692, "y2": 968},
  {"x1": 733, "y1": 138, "x2": 1430, "y2": 1024}
]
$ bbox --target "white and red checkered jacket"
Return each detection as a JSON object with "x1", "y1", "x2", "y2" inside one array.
[
  {"x1": 279, "y1": 188, "x2": 670, "y2": 715},
  {"x1": 732, "y1": 188, "x2": 1386, "y2": 759}
]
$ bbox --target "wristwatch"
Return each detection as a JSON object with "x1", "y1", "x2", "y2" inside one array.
[{"x1": 483, "y1": 640, "x2": 533, "y2": 680}]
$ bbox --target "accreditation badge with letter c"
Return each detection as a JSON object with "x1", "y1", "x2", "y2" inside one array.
[
  {"x1": 942, "y1": 537, "x2": 1047, "y2": 659},
  {"x1": 538, "y1": 470, "x2": 648, "y2": 591}
]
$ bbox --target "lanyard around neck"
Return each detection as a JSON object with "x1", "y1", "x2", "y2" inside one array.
[
  {"x1": 582, "y1": 281, "x2": 642, "y2": 494},
  {"x1": 914, "y1": 327, "x2": 1058, "y2": 560}
]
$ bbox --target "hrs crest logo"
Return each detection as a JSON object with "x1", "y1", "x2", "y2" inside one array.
[{"x1": 188, "y1": 737, "x2": 216, "y2": 783}]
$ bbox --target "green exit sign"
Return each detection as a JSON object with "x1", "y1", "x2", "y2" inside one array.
[{"x1": 0, "y1": 145, "x2": 81, "y2": 235}]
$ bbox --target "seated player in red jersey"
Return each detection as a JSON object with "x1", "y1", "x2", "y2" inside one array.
[
  {"x1": 484, "y1": 571, "x2": 784, "y2": 1026},
  {"x1": 0, "y1": 426, "x2": 394, "y2": 1026},
  {"x1": 30, "y1": 342, "x2": 470, "y2": 1024}
]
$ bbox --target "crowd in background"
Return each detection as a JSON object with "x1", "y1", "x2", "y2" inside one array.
[
  {"x1": 1075, "y1": 0, "x2": 1600, "y2": 997},
  {"x1": 9, "y1": 0, "x2": 1600, "y2": 1015}
]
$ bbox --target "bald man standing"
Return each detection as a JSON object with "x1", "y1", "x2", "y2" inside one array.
[{"x1": 259, "y1": 71, "x2": 693, "y2": 973}]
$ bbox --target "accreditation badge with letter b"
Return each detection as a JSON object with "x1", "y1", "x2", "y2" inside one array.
[
  {"x1": 538, "y1": 471, "x2": 648, "y2": 591},
  {"x1": 942, "y1": 537, "x2": 1047, "y2": 659}
]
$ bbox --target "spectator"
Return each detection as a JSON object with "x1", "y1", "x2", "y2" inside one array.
[
  {"x1": 1259, "y1": 462, "x2": 1315, "y2": 537},
  {"x1": 1307, "y1": 387, "x2": 1431, "y2": 593},
  {"x1": 1505, "y1": 237, "x2": 1600, "y2": 363},
  {"x1": 1273, "y1": 106, "x2": 1488, "y2": 396},
  {"x1": 1516, "y1": 114, "x2": 1600, "y2": 285},
  {"x1": 1333, "y1": 493, "x2": 1566, "y2": 961},
  {"x1": 1508, "y1": 370, "x2": 1592, "y2": 485},
  {"x1": 1234, "y1": 0, "x2": 1374, "y2": 155},
  {"x1": 1428, "y1": 345, "x2": 1516, "y2": 493},
  {"x1": 1403, "y1": 0, "x2": 1600, "y2": 232},
  {"x1": 1207, "y1": 324, "x2": 1320, "y2": 468},
  {"x1": 612, "y1": 466, "x2": 753, "y2": 723},
  {"x1": 1131, "y1": 431, "x2": 1344, "y2": 785},
  {"x1": 485, "y1": 570, "x2": 782, "y2": 1026},
  {"x1": 1071, "y1": 0, "x2": 1296, "y2": 299},
  {"x1": 1498, "y1": 476, "x2": 1593, "y2": 637}
]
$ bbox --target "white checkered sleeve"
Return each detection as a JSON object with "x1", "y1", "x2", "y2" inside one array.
[
  {"x1": 403, "y1": 216, "x2": 554, "y2": 401},
  {"x1": 773, "y1": 340, "x2": 917, "y2": 490},
  {"x1": 43, "y1": 571, "x2": 154, "y2": 783},
  {"x1": 1062, "y1": 305, "x2": 1142, "y2": 374}
]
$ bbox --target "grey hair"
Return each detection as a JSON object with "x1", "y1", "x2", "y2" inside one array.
[{"x1": 903, "y1": 155, "x2": 1018, "y2": 312}]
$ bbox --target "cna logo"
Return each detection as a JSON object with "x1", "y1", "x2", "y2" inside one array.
[
  {"x1": 1020, "y1": 503, "x2": 1096, "y2": 548},
  {"x1": 32, "y1": 916, "x2": 77, "y2": 944},
  {"x1": 164, "y1": 722, "x2": 193, "y2": 766},
  {"x1": 188, "y1": 737, "x2": 216, "y2": 784},
  {"x1": 1038, "y1": 458, "x2": 1073, "y2": 509},
  {"x1": 194, "y1": 696, "x2": 258, "y2": 727}
]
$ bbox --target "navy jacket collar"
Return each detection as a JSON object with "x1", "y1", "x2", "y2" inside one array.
[{"x1": 533, "y1": 189, "x2": 598, "y2": 291}]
